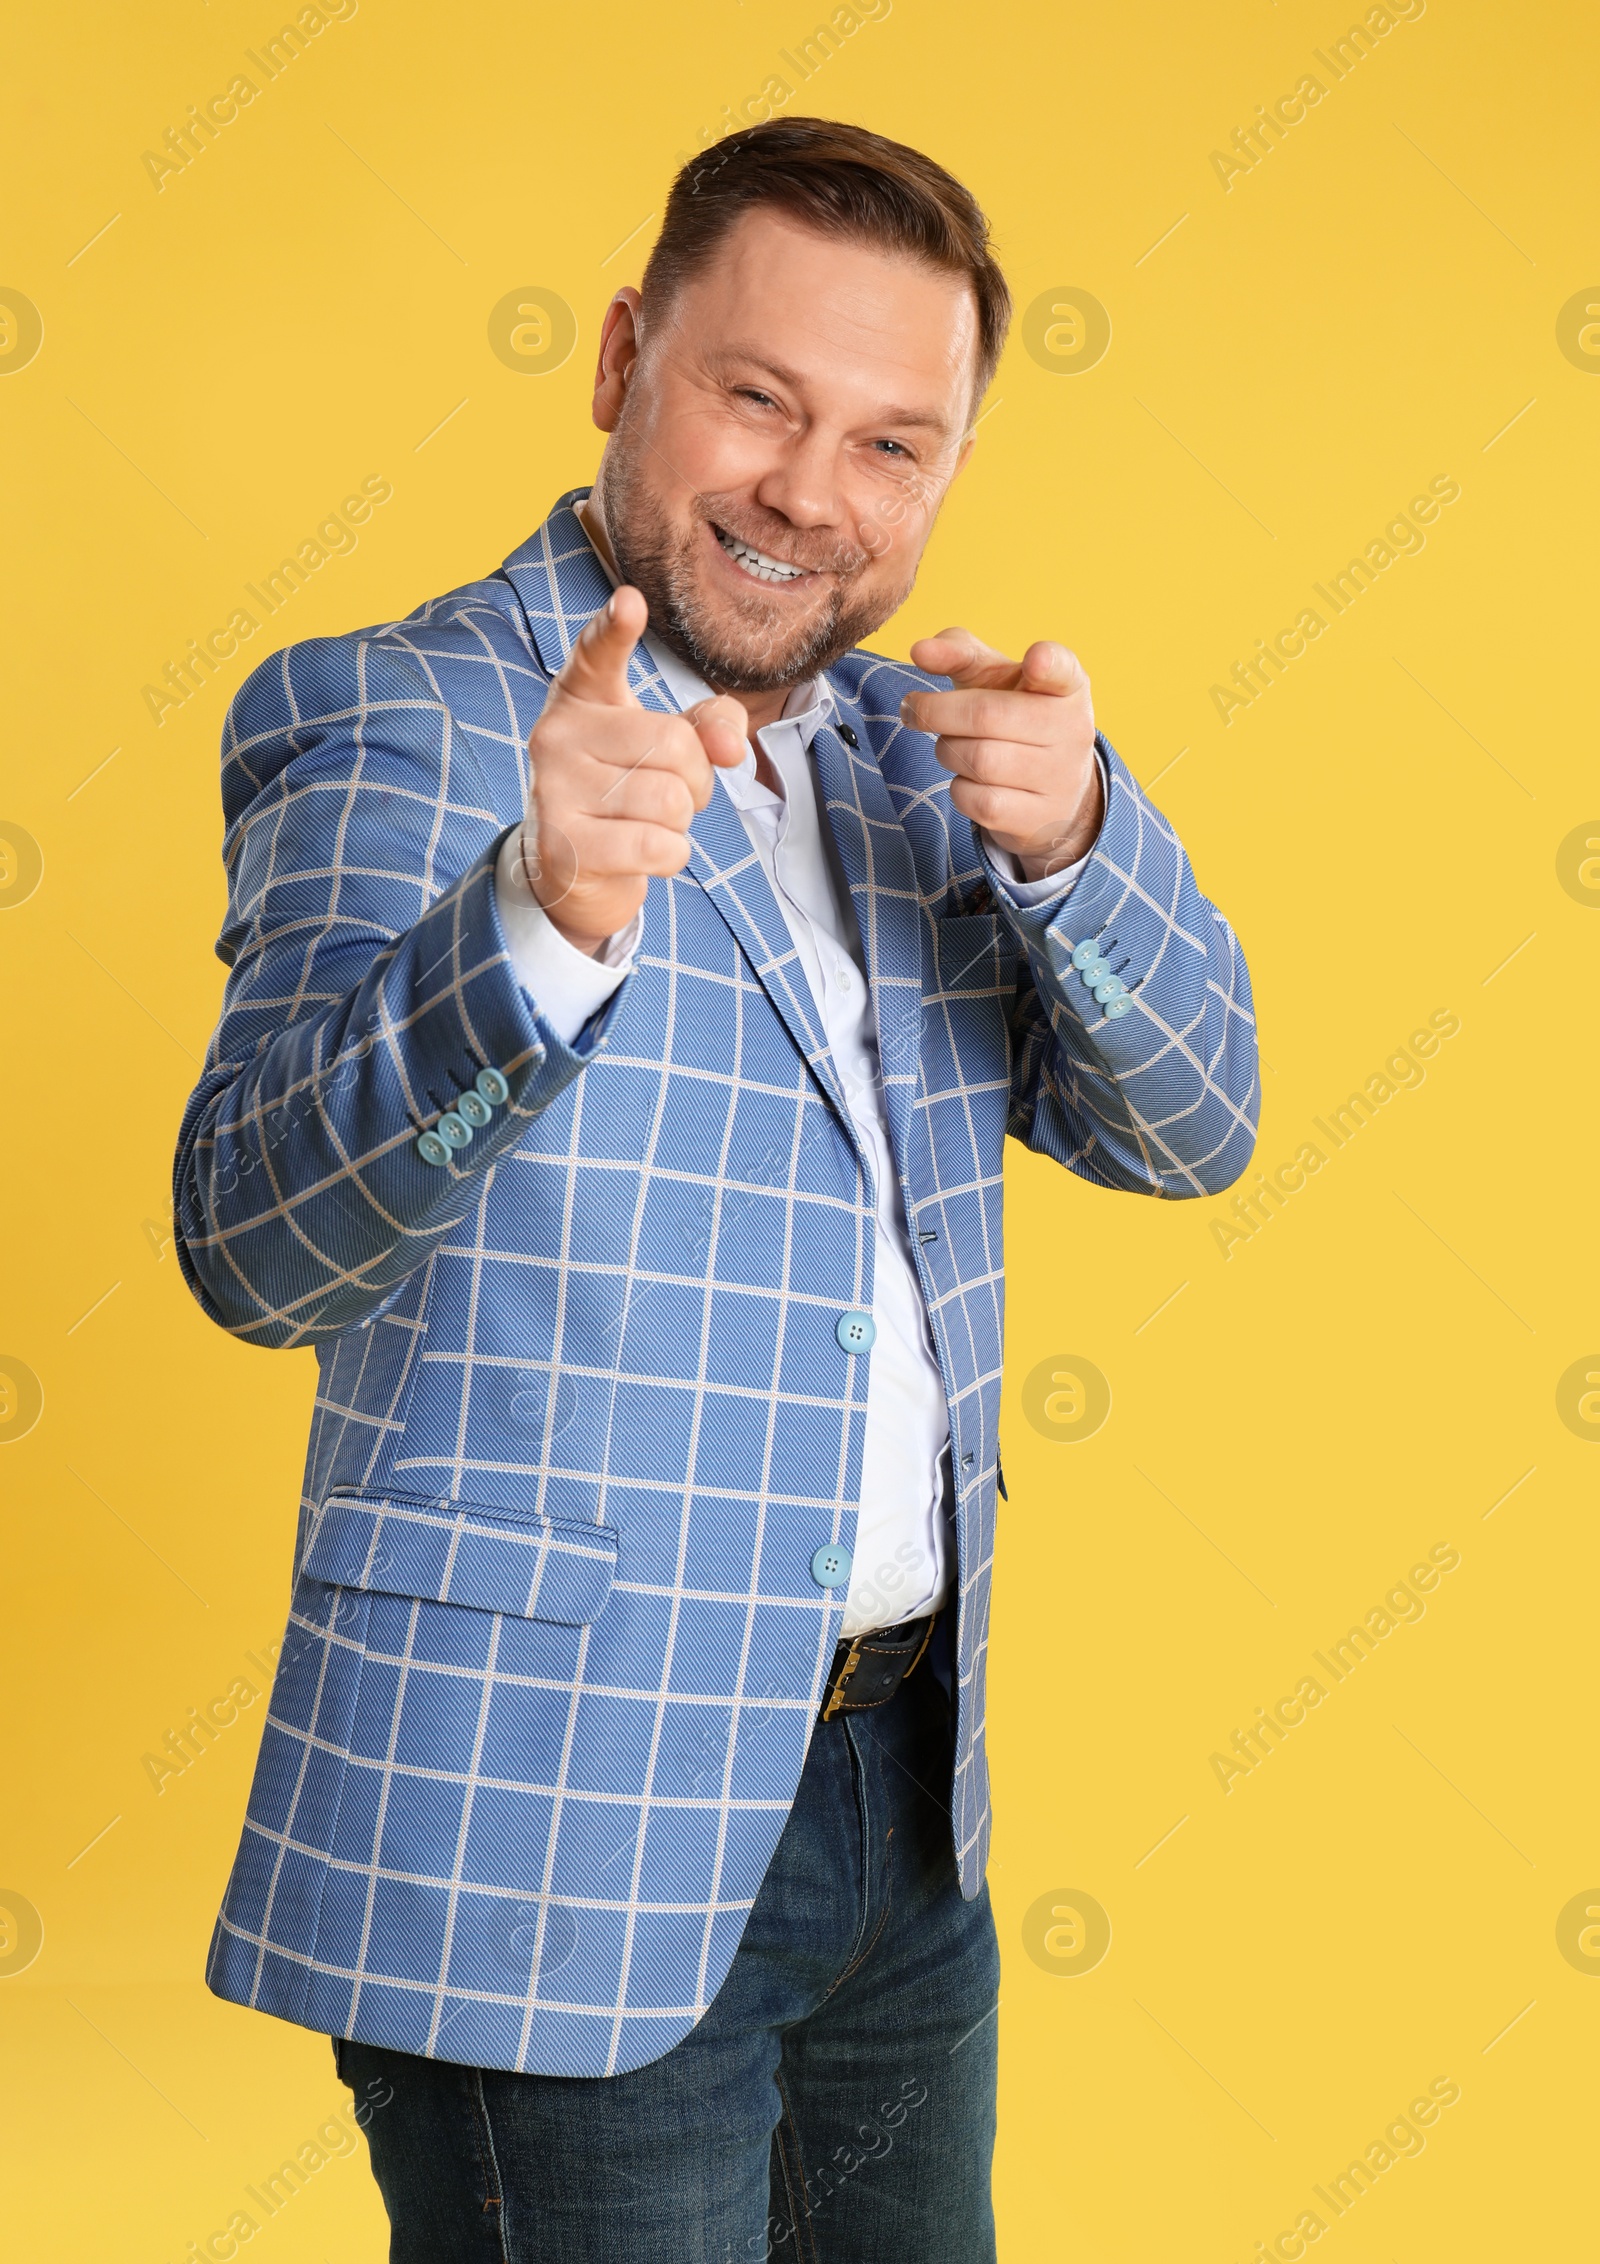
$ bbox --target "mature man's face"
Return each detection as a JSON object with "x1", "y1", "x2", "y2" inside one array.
[{"x1": 590, "y1": 208, "x2": 980, "y2": 694}]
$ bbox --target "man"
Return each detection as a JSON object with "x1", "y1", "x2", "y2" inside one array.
[{"x1": 175, "y1": 117, "x2": 1256, "y2": 2262}]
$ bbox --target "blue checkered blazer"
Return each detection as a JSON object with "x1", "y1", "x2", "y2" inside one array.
[{"x1": 174, "y1": 492, "x2": 1257, "y2": 2076}]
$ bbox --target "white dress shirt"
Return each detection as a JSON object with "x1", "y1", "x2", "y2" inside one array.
[{"x1": 495, "y1": 532, "x2": 1096, "y2": 1633}]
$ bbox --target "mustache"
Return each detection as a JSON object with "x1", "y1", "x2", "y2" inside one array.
[{"x1": 695, "y1": 495, "x2": 869, "y2": 579}]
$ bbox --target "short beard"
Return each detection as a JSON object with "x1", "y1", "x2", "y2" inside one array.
[{"x1": 594, "y1": 425, "x2": 916, "y2": 694}]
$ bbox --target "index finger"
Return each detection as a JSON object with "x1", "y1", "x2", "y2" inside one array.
[
  {"x1": 551, "y1": 587, "x2": 648, "y2": 708},
  {"x1": 900, "y1": 685, "x2": 1067, "y2": 745}
]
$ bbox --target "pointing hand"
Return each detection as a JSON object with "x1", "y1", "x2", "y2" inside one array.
[
  {"x1": 902, "y1": 628, "x2": 1103, "y2": 879},
  {"x1": 522, "y1": 587, "x2": 748, "y2": 952}
]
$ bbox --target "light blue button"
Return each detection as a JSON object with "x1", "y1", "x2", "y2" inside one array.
[
  {"x1": 1104, "y1": 994, "x2": 1133, "y2": 1020},
  {"x1": 456, "y1": 1089, "x2": 493, "y2": 1128},
  {"x1": 416, "y1": 1130, "x2": 453, "y2": 1167},
  {"x1": 1080, "y1": 957, "x2": 1111, "y2": 987},
  {"x1": 1093, "y1": 976, "x2": 1125, "y2": 1004},
  {"x1": 436, "y1": 1111, "x2": 473, "y2": 1149},
  {"x1": 836, "y1": 1310, "x2": 876, "y2": 1352},
  {"x1": 1070, "y1": 938, "x2": 1100, "y2": 970},
  {"x1": 811, "y1": 1543, "x2": 852, "y2": 1588},
  {"x1": 475, "y1": 1066, "x2": 510, "y2": 1106}
]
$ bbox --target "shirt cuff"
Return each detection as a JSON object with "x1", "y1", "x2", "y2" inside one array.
[
  {"x1": 493, "y1": 826, "x2": 640, "y2": 1045},
  {"x1": 980, "y1": 748, "x2": 1110, "y2": 906}
]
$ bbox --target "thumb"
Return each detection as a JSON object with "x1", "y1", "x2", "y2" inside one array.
[
  {"x1": 1017, "y1": 639, "x2": 1088, "y2": 698},
  {"x1": 685, "y1": 693, "x2": 751, "y2": 771},
  {"x1": 551, "y1": 586, "x2": 647, "y2": 708},
  {"x1": 909, "y1": 625, "x2": 1021, "y2": 690}
]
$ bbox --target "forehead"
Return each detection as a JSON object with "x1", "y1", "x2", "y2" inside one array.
[{"x1": 658, "y1": 207, "x2": 980, "y2": 426}]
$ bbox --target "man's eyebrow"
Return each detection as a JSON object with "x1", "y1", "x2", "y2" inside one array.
[{"x1": 702, "y1": 347, "x2": 958, "y2": 435}]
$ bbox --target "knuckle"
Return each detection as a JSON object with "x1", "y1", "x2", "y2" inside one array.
[
  {"x1": 625, "y1": 719, "x2": 666, "y2": 765},
  {"x1": 972, "y1": 694, "x2": 1006, "y2": 737},
  {"x1": 579, "y1": 818, "x2": 631, "y2": 874},
  {"x1": 654, "y1": 775, "x2": 694, "y2": 829},
  {"x1": 527, "y1": 714, "x2": 568, "y2": 766},
  {"x1": 641, "y1": 824, "x2": 690, "y2": 875}
]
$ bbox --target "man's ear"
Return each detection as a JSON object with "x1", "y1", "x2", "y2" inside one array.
[{"x1": 592, "y1": 289, "x2": 643, "y2": 434}]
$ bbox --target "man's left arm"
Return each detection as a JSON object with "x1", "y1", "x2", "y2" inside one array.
[{"x1": 904, "y1": 630, "x2": 1259, "y2": 1199}]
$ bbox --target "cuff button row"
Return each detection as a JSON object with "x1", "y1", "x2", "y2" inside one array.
[
  {"x1": 417, "y1": 1065, "x2": 511, "y2": 1166},
  {"x1": 1070, "y1": 938, "x2": 1133, "y2": 1019}
]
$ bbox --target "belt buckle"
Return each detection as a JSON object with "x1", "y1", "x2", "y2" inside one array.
[
  {"x1": 822, "y1": 1635, "x2": 866, "y2": 1721},
  {"x1": 821, "y1": 1616, "x2": 935, "y2": 1721}
]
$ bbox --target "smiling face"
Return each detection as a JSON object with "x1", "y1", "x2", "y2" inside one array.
[{"x1": 589, "y1": 209, "x2": 980, "y2": 707}]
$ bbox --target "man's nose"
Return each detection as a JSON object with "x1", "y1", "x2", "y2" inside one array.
[{"x1": 752, "y1": 428, "x2": 845, "y2": 531}]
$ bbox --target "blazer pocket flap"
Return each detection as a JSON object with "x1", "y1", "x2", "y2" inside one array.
[
  {"x1": 304, "y1": 1489, "x2": 618, "y2": 1625},
  {"x1": 935, "y1": 913, "x2": 1019, "y2": 995}
]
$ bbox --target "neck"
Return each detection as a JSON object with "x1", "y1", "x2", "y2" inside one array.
[{"x1": 576, "y1": 489, "x2": 795, "y2": 735}]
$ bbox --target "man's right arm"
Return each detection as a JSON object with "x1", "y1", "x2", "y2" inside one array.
[
  {"x1": 171, "y1": 636, "x2": 604, "y2": 1349},
  {"x1": 173, "y1": 589, "x2": 746, "y2": 1350}
]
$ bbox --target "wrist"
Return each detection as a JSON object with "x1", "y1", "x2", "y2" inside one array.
[
  {"x1": 513, "y1": 818, "x2": 606, "y2": 959},
  {"x1": 543, "y1": 912, "x2": 609, "y2": 960},
  {"x1": 1016, "y1": 839, "x2": 1090, "y2": 884},
  {"x1": 1013, "y1": 764, "x2": 1105, "y2": 882}
]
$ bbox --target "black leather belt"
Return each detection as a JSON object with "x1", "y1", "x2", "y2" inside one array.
[{"x1": 820, "y1": 1613, "x2": 937, "y2": 1721}]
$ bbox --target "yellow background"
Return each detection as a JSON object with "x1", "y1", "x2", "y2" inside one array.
[{"x1": 2, "y1": 0, "x2": 1595, "y2": 2254}]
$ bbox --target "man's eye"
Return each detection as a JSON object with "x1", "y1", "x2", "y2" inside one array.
[
  {"x1": 874, "y1": 438, "x2": 911, "y2": 458},
  {"x1": 737, "y1": 389, "x2": 777, "y2": 409}
]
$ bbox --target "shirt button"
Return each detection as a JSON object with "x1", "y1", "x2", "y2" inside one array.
[
  {"x1": 811, "y1": 1543, "x2": 853, "y2": 1588},
  {"x1": 835, "y1": 1310, "x2": 876, "y2": 1352}
]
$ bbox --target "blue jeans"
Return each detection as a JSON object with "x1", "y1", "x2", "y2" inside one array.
[{"x1": 335, "y1": 1638, "x2": 1000, "y2": 2261}]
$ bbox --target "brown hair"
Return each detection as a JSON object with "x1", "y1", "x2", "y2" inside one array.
[{"x1": 640, "y1": 116, "x2": 1011, "y2": 416}]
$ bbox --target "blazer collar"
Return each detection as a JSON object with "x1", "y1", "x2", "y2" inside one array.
[{"x1": 500, "y1": 490, "x2": 673, "y2": 702}]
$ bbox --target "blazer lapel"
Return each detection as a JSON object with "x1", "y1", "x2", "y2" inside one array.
[
  {"x1": 679, "y1": 788, "x2": 857, "y2": 1134},
  {"x1": 809, "y1": 703, "x2": 927, "y2": 1182}
]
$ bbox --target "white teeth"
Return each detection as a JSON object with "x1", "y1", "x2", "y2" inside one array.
[{"x1": 715, "y1": 526, "x2": 805, "y2": 582}]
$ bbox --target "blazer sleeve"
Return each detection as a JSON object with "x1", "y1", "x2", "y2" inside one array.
[
  {"x1": 989, "y1": 733, "x2": 1259, "y2": 1198},
  {"x1": 172, "y1": 632, "x2": 619, "y2": 1348}
]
